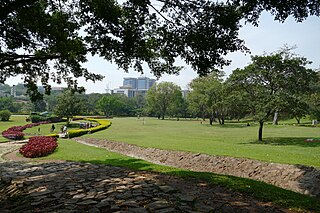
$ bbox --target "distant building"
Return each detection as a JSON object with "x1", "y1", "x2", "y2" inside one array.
[
  {"x1": 111, "y1": 77, "x2": 156, "y2": 98},
  {"x1": 11, "y1": 85, "x2": 17, "y2": 97},
  {"x1": 181, "y1": 90, "x2": 189, "y2": 98}
]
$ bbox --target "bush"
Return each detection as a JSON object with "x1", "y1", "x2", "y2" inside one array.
[
  {"x1": 0, "y1": 110, "x2": 11, "y2": 121},
  {"x1": 19, "y1": 136, "x2": 58, "y2": 158},
  {"x1": 1, "y1": 130, "x2": 24, "y2": 140},
  {"x1": 30, "y1": 115, "x2": 47, "y2": 123},
  {"x1": 67, "y1": 129, "x2": 89, "y2": 138},
  {"x1": 47, "y1": 116, "x2": 64, "y2": 123}
]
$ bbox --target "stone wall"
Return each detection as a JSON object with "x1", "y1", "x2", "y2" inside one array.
[{"x1": 75, "y1": 138, "x2": 320, "y2": 198}]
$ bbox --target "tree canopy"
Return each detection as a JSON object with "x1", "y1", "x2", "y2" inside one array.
[
  {"x1": 188, "y1": 73, "x2": 226, "y2": 125},
  {"x1": 146, "y1": 82, "x2": 183, "y2": 120},
  {"x1": 228, "y1": 49, "x2": 318, "y2": 141},
  {"x1": 54, "y1": 89, "x2": 85, "y2": 124},
  {"x1": 1, "y1": 0, "x2": 319, "y2": 101}
]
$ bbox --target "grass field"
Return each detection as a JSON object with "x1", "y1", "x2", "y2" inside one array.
[
  {"x1": 83, "y1": 117, "x2": 320, "y2": 167},
  {"x1": 0, "y1": 115, "x2": 28, "y2": 142}
]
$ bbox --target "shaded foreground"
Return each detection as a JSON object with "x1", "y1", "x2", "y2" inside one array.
[{"x1": 1, "y1": 161, "x2": 291, "y2": 213}]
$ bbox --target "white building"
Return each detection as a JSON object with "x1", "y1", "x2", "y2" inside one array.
[{"x1": 111, "y1": 77, "x2": 156, "y2": 98}]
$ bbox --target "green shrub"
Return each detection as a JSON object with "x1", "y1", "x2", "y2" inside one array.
[
  {"x1": 30, "y1": 115, "x2": 47, "y2": 123},
  {"x1": 0, "y1": 110, "x2": 11, "y2": 121},
  {"x1": 67, "y1": 119, "x2": 111, "y2": 138},
  {"x1": 68, "y1": 129, "x2": 89, "y2": 138},
  {"x1": 46, "y1": 133, "x2": 60, "y2": 138}
]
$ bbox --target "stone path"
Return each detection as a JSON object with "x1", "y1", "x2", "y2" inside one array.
[
  {"x1": 0, "y1": 140, "x2": 27, "y2": 162},
  {"x1": 1, "y1": 161, "x2": 291, "y2": 213},
  {"x1": 74, "y1": 138, "x2": 320, "y2": 198}
]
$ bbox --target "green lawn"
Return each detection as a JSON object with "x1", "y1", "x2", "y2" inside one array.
[
  {"x1": 36, "y1": 139, "x2": 320, "y2": 212},
  {"x1": 83, "y1": 117, "x2": 320, "y2": 167},
  {"x1": 0, "y1": 117, "x2": 87, "y2": 141},
  {"x1": 0, "y1": 115, "x2": 29, "y2": 142}
]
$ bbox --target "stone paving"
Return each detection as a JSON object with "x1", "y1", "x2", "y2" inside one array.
[
  {"x1": 0, "y1": 141, "x2": 26, "y2": 162},
  {"x1": 0, "y1": 161, "x2": 291, "y2": 213}
]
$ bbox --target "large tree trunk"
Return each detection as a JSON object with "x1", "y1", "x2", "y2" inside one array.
[
  {"x1": 258, "y1": 121, "x2": 264, "y2": 141},
  {"x1": 209, "y1": 116, "x2": 214, "y2": 125},
  {"x1": 209, "y1": 111, "x2": 214, "y2": 125},
  {"x1": 221, "y1": 115, "x2": 225, "y2": 125},
  {"x1": 202, "y1": 111, "x2": 206, "y2": 121},
  {"x1": 273, "y1": 110, "x2": 278, "y2": 125},
  {"x1": 295, "y1": 116, "x2": 300, "y2": 124},
  {"x1": 217, "y1": 117, "x2": 221, "y2": 125},
  {"x1": 161, "y1": 114, "x2": 164, "y2": 120}
]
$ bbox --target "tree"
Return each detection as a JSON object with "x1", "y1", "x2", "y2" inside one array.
[
  {"x1": 234, "y1": 0, "x2": 320, "y2": 25},
  {"x1": 228, "y1": 51, "x2": 317, "y2": 141},
  {"x1": 55, "y1": 90, "x2": 84, "y2": 125},
  {"x1": 146, "y1": 82, "x2": 183, "y2": 120},
  {"x1": 168, "y1": 94, "x2": 187, "y2": 120},
  {"x1": 283, "y1": 96, "x2": 310, "y2": 124},
  {"x1": 0, "y1": 97, "x2": 14, "y2": 111},
  {"x1": 32, "y1": 99, "x2": 47, "y2": 112},
  {"x1": 188, "y1": 73, "x2": 225, "y2": 125},
  {"x1": 81, "y1": 93, "x2": 104, "y2": 115},
  {"x1": 2, "y1": 0, "x2": 318, "y2": 101},
  {"x1": 96, "y1": 95, "x2": 124, "y2": 117},
  {"x1": 308, "y1": 72, "x2": 320, "y2": 120}
]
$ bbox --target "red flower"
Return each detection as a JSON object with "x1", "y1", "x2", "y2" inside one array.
[{"x1": 19, "y1": 136, "x2": 58, "y2": 158}]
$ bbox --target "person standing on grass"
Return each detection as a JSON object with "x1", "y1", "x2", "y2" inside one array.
[
  {"x1": 63, "y1": 125, "x2": 67, "y2": 133},
  {"x1": 51, "y1": 124, "x2": 55, "y2": 132}
]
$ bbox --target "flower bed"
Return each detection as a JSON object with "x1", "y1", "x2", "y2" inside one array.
[
  {"x1": 1, "y1": 121, "x2": 49, "y2": 140},
  {"x1": 19, "y1": 136, "x2": 58, "y2": 158}
]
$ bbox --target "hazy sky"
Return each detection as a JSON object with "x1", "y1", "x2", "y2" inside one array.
[{"x1": 5, "y1": 12, "x2": 320, "y2": 94}]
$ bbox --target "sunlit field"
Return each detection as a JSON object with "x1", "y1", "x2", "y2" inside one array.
[{"x1": 83, "y1": 117, "x2": 320, "y2": 167}]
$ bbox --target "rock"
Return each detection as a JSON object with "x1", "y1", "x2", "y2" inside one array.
[
  {"x1": 146, "y1": 200, "x2": 171, "y2": 210},
  {"x1": 77, "y1": 199, "x2": 98, "y2": 205},
  {"x1": 159, "y1": 185, "x2": 177, "y2": 193}
]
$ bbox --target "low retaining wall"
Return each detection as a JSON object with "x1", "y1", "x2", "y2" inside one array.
[{"x1": 74, "y1": 138, "x2": 320, "y2": 197}]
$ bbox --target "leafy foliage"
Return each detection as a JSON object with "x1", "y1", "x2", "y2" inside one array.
[
  {"x1": 228, "y1": 50, "x2": 318, "y2": 140},
  {"x1": 146, "y1": 82, "x2": 183, "y2": 119},
  {"x1": 0, "y1": 109, "x2": 11, "y2": 121},
  {"x1": 3, "y1": 0, "x2": 318, "y2": 100},
  {"x1": 96, "y1": 95, "x2": 124, "y2": 117},
  {"x1": 54, "y1": 89, "x2": 85, "y2": 124},
  {"x1": 188, "y1": 73, "x2": 226, "y2": 125},
  {"x1": 19, "y1": 136, "x2": 58, "y2": 158}
]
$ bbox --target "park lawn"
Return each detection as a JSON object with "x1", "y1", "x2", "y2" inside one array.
[
  {"x1": 37, "y1": 139, "x2": 320, "y2": 212},
  {"x1": 23, "y1": 122, "x2": 74, "y2": 136},
  {"x1": 82, "y1": 117, "x2": 320, "y2": 167},
  {"x1": 0, "y1": 115, "x2": 28, "y2": 142}
]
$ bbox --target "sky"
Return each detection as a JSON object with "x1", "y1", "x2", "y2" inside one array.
[{"x1": 5, "y1": 12, "x2": 320, "y2": 94}]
